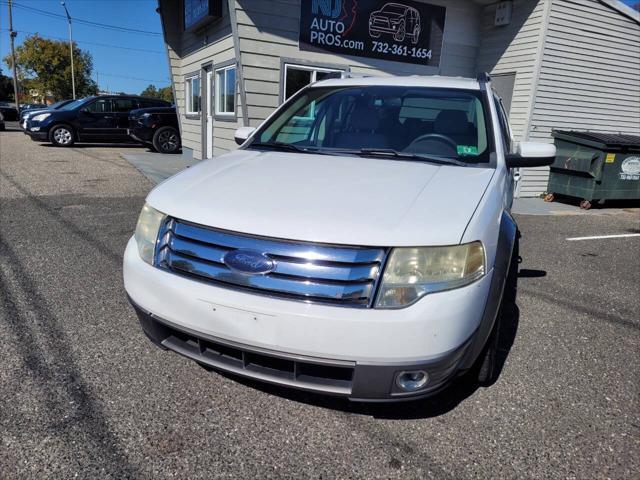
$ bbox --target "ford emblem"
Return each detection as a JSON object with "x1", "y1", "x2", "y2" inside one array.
[{"x1": 223, "y1": 249, "x2": 276, "y2": 275}]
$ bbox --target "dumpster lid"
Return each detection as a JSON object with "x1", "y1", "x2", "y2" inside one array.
[{"x1": 552, "y1": 130, "x2": 640, "y2": 150}]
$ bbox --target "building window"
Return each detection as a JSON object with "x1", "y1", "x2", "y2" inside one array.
[
  {"x1": 215, "y1": 65, "x2": 236, "y2": 116},
  {"x1": 185, "y1": 75, "x2": 201, "y2": 115},
  {"x1": 283, "y1": 64, "x2": 343, "y2": 100}
]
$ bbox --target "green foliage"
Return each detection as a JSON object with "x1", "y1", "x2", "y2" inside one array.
[
  {"x1": 141, "y1": 84, "x2": 174, "y2": 104},
  {"x1": 3, "y1": 34, "x2": 98, "y2": 100},
  {"x1": 0, "y1": 68, "x2": 14, "y2": 101}
]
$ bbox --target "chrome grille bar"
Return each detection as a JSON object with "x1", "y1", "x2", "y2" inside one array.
[{"x1": 155, "y1": 218, "x2": 387, "y2": 307}]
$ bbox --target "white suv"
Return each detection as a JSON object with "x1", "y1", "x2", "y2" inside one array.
[{"x1": 123, "y1": 74, "x2": 555, "y2": 401}]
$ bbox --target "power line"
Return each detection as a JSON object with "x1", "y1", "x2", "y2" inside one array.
[
  {"x1": 0, "y1": 28, "x2": 165, "y2": 54},
  {"x1": 0, "y1": 1, "x2": 162, "y2": 36},
  {"x1": 97, "y1": 72, "x2": 169, "y2": 84}
]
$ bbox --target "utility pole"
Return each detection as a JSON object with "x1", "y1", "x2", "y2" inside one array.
[
  {"x1": 61, "y1": 1, "x2": 76, "y2": 99},
  {"x1": 8, "y1": 0, "x2": 20, "y2": 112}
]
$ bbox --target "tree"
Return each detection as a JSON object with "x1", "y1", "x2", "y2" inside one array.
[
  {"x1": 158, "y1": 86, "x2": 174, "y2": 103},
  {"x1": 3, "y1": 34, "x2": 97, "y2": 100},
  {"x1": 0, "y1": 68, "x2": 14, "y2": 101},
  {"x1": 141, "y1": 84, "x2": 158, "y2": 98},
  {"x1": 141, "y1": 84, "x2": 174, "y2": 104}
]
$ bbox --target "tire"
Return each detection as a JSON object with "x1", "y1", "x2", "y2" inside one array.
[
  {"x1": 411, "y1": 26, "x2": 420, "y2": 45},
  {"x1": 369, "y1": 29, "x2": 381, "y2": 39},
  {"x1": 477, "y1": 232, "x2": 519, "y2": 385},
  {"x1": 394, "y1": 23, "x2": 406, "y2": 42},
  {"x1": 49, "y1": 124, "x2": 75, "y2": 147},
  {"x1": 152, "y1": 126, "x2": 181, "y2": 154}
]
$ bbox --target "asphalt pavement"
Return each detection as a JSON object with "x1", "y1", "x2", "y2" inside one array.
[{"x1": 1, "y1": 123, "x2": 638, "y2": 479}]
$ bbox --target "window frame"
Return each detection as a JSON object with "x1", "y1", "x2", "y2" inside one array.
[
  {"x1": 214, "y1": 64, "x2": 237, "y2": 119},
  {"x1": 85, "y1": 98, "x2": 113, "y2": 113},
  {"x1": 113, "y1": 97, "x2": 139, "y2": 113},
  {"x1": 283, "y1": 63, "x2": 344, "y2": 103},
  {"x1": 185, "y1": 74, "x2": 201, "y2": 117},
  {"x1": 493, "y1": 93, "x2": 513, "y2": 154}
]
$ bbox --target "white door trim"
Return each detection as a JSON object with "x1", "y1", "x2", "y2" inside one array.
[{"x1": 206, "y1": 69, "x2": 213, "y2": 159}]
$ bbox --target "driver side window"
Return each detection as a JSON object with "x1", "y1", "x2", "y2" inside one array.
[{"x1": 86, "y1": 99, "x2": 112, "y2": 113}]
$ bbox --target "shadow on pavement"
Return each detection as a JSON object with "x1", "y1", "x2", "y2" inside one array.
[
  {"x1": 0, "y1": 236, "x2": 140, "y2": 478},
  {"x1": 40, "y1": 142, "x2": 146, "y2": 149}
]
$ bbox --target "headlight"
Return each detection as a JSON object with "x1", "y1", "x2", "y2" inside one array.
[
  {"x1": 31, "y1": 113, "x2": 51, "y2": 122},
  {"x1": 375, "y1": 241, "x2": 486, "y2": 308},
  {"x1": 134, "y1": 203, "x2": 166, "y2": 265}
]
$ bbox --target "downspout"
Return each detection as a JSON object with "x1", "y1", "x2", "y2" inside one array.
[{"x1": 227, "y1": 0, "x2": 249, "y2": 127}]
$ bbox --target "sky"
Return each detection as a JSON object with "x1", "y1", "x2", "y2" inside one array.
[
  {"x1": 0, "y1": 0, "x2": 169, "y2": 94},
  {"x1": 0, "y1": 0, "x2": 637, "y2": 94}
]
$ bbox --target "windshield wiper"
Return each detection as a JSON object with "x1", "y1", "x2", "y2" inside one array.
[
  {"x1": 250, "y1": 141, "x2": 312, "y2": 153},
  {"x1": 356, "y1": 148, "x2": 466, "y2": 166}
]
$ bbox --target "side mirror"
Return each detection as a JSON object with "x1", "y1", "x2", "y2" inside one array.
[
  {"x1": 506, "y1": 142, "x2": 556, "y2": 168},
  {"x1": 234, "y1": 126, "x2": 256, "y2": 145},
  {"x1": 79, "y1": 108, "x2": 91, "y2": 115}
]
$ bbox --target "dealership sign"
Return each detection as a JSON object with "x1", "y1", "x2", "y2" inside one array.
[
  {"x1": 299, "y1": 0, "x2": 446, "y2": 66},
  {"x1": 184, "y1": 0, "x2": 222, "y2": 32}
]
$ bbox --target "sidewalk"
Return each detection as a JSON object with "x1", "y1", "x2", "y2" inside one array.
[
  {"x1": 513, "y1": 197, "x2": 638, "y2": 216},
  {"x1": 120, "y1": 150, "x2": 199, "y2": 184}
]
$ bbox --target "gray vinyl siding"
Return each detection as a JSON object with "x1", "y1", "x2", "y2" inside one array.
[
  {"x1": 523, "y1": 0, "x2": 640, "y2": 196},
  {"x1": 167, "y1": 34, "x2": 243, "y2": 159},
  {"x1": 160, "y1": 0, "x2": 240, "y2": 159},
  {"x1": 234, "y1": 0, "x2": 483, "y2": 127},
  {"x1": 476, "y1": 0, "x2": 547, "y2": 142}
]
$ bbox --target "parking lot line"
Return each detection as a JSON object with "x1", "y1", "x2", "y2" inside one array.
[{"x1": 566, "y1": 233, "x2": 640, "y2": 241}]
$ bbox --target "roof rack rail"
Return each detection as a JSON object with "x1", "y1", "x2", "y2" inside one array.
[
  {"x1": 476, "y1": 72, "x2": 491, "y2": 83},
  {"x1": 342, "y1": 71, "x2": 372, "y2": 79}
]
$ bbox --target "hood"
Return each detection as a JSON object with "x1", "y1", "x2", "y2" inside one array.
[
  {"x1": 22, "y1": 108, "x2": 50, "y2": 119},
  {"x1": 373, "y1": 11, "x2": 404, "y2": 20},
  {"x1": 146, "y1": 150, "x2": 494, "y2": 247}
]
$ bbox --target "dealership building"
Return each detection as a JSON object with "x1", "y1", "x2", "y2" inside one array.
[{"x1": 158, "y1": 0, "x2": 640, "y2": 197}]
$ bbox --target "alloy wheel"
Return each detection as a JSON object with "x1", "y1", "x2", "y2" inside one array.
[
  {"x1": 53, "y1": 128, "x2": 73, "y2": 145},
  {"x1": 159, "y1": 130, "x2": 178, "y2": 152}
]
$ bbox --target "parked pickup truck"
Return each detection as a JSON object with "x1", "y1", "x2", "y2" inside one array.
[{"x1": 124, "y1": 74, "x2": 555, "y2": 401}]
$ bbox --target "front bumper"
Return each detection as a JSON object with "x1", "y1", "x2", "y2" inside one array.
[
  {"x1": 128, "y1": 126, "x2": 153, "y2": 144},
  {"x1": 27, "y1": 130, "x2": 48, "y2": 142},
  {"x1": 124, "y1": 237, "x2": 495, "y2": 400},
  {"x1": 369, "y1": 20, "x2": 401, "y2": 34},
  {"x1": 131, "y1": 297, "x2": 473, "y2": 401}
]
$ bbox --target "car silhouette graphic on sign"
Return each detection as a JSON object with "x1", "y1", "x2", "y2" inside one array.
[{"x1": 369, "y1": 3, "x2": 421, "y2": 44}]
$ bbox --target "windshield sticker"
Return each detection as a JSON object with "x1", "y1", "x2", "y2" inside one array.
[{"x1": 457, "y1": 145, "x2": 479, "y2": 156}]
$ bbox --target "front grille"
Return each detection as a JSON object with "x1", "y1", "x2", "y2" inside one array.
[
  {"x1": 160, "y1": 321, "x2": 355, "y2": 395},
  {"x1": 154, "y1": 218, "x2": 387, "y2": 307}
]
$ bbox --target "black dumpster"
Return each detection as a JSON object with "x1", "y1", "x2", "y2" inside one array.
[{"x1": 546, "y1": 130, "x2": 640, "y2": 209}]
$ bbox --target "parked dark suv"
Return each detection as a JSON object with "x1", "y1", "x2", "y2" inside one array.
[
  {"x1": 25, "y1": 95, "x2": 171, "y2": 147},
  {"x1": 128, "y1": 106, "x2": 181, "y2": 154}
]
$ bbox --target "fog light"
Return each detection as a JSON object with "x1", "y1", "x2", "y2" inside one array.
[
  {"x1": 30, "y1": 127, "x2": 40, "y2": 132},
  {"x1": 396, "y1": 370, "x2": 429, "y2": 392}
]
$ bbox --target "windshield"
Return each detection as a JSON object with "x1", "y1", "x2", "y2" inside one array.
[
  {"x1": 381, "y1": 5, "x2": 406, "y2": 15},
  {"x1": 61, "y1": 98, "x2": 92, "y2": 110},
  {"x1": 50, "y1": 100, "x2": 70, "y2": 109},
  {"x1": 253, "y1": 86, "x2": 492, "y2": 164}
]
